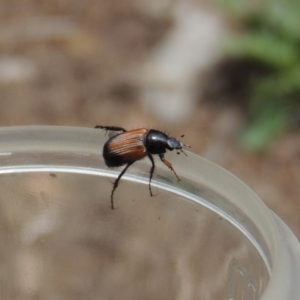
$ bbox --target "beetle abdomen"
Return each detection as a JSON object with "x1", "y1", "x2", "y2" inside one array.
[{"x1": 103, "y1": 128, "x2": 148, "y2": 167}]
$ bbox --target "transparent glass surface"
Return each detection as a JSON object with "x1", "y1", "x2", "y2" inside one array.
[{"x1": 0, "y1": 126, "x2": 299, "y2": 300}]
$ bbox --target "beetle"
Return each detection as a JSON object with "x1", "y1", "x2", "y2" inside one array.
[{"x1": 95, "y1": 125, "x2": 190, "y2": 209}]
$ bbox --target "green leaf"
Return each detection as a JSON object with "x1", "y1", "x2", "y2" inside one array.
[
  {"x1": 226, "y1": 33, "x2": 298, "y2": 68},
  {"x1": 240, "y1": 104, "x2": 290, "y2": 151}
]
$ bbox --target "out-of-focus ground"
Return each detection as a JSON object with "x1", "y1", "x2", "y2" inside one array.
[{"x1": 0, "y1": 0, "x2": 299, "y2": 243}]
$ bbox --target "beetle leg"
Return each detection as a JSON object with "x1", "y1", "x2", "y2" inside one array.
[
  {"x1": 159, "y1": 154, "x2": 181, "y2": 181},
  {"x1": 95, "y1": 126, "x2": 126, "y2": 133},
  {"x1": 111, "y1": 162, "x2": 133, "y2": 209},
  {"x1": 147, "y1": 154, "x2": 155, "y2": 196}
]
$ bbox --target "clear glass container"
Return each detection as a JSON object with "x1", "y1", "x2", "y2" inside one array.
[{"x1": 0, "y1": 126, "x2": 299, "y2": 299}]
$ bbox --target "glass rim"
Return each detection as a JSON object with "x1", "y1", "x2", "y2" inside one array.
[{"x1": 0, "y1": 125, "x2": 299, "y2": 299}]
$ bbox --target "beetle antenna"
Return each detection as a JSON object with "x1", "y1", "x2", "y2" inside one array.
[
  {"x1": 181, "y1": 149, "x2": 188, "y2": 156},
  {"x1": 180, "y1": 143, "x2": 191, "y2": 156}
]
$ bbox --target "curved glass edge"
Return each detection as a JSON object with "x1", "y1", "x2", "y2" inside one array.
[
  {"x1": 261, "y1": 213, "x2": 300, "y2": 299},
  {"x1": 0, "y1": 125, "x2": 299, "y2": 298},
  {"x1": 0, "y1": 125, "x2": 105, "y2": 155}
]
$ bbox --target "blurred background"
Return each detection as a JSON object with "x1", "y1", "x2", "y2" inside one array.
[{"x1": 0, "y1": 0, "x2": 300, "y2": 244}]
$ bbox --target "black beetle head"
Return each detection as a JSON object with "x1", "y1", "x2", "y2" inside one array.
[{"x1": 166, "y1": 137, "x2": 190, "y2": 156}]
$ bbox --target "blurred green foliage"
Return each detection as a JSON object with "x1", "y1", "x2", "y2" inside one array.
[{"x1": 222, "y1": 0, "x2": 300, "y2": 151}]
